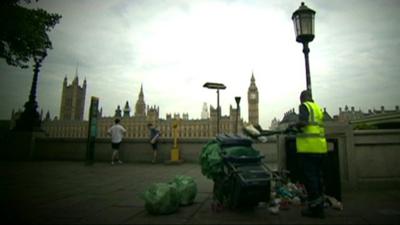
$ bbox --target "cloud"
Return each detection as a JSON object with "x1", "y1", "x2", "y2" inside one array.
[{"x1": 1, "y1": 0, "x2": 399, "y2": 128}]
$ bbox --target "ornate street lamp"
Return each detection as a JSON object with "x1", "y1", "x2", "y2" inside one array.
[
  {"x1": 203, "y1": 82, "x2": 226, "y2": 135},
  {"x1": 234, "y1": 96, "x2": 241, "y2": 134},
  {"x1": 15, "y1": 50, "x2": 47, "y2": 131},
  {"x1": 292, "y1": 2, "x2": 316, "y2": 98}
]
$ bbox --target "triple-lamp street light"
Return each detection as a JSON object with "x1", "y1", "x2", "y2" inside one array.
[
  {"x1": 292, "y1": 2, "x2": 316, "y2": 98},
  {"x1": 203, "y1": 82, "x2": 226, "y2": 135}
]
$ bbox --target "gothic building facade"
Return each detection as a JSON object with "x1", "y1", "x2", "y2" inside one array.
[
  {"x1": 41, "y1": 73, "x2": 259, "y2": 139},
  {"x1": 335, "y1": 105, "x2": 399, "y2": 123},
  {"x1": 59, "y1": 73, "x2": 86, "y2": 121}
]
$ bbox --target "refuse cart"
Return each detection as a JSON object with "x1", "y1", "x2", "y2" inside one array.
[{"x1": 211, "y1": 134, "x2": 272, "y2": 210}]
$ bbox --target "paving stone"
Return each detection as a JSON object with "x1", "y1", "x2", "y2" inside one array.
[
  {"x1": 79, "y1": 206, "x2": 143, "y2": 224},
  {"x1": 1, "y1": 161, "x2": 400, "y2": 224}
]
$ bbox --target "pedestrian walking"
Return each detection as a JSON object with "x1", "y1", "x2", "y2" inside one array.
[{"x1": 107, "y1": 118, "x2": 126, "y2": 165}]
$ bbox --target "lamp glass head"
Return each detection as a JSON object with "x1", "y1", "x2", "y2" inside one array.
[{"x1": 292, "y1": 2, "x2": 315, "y2": 43}]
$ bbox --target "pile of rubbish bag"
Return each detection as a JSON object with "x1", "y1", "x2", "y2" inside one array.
[
  {"x1": 141, "y1": 175, "x2": 197, "y2": 215},
  {"x1": 199, "y1": 139, "x2": 260, "y2": 180}
]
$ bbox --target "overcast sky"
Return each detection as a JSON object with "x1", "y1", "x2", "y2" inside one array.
[{"x1": 1, "y1": 0, "x2": 399, "y2": 128}]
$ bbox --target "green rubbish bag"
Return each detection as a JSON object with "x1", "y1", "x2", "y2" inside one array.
[
  {"x1": 171, "y1": 175, "x2": 197, "y2": 206},
  {"x1": 199, "y1": 140, "x2": 260, "y2": 180},
  {"x1": 199, "y1": 140, "x2": 224, "y2": 180},
  {"x1": 142, "y1": 182, "x2": 180, "y2": 215}
]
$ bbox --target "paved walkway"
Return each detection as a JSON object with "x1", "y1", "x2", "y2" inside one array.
[{"x1": 1, "y1": 161, "x2": 400, "y2": 224}]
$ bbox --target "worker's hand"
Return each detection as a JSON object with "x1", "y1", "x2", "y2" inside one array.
[{"x1": 285, "y1": 124, "x2": 298, "y2": 134}]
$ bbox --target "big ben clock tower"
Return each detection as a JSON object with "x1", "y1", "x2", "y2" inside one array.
[{"x1": 248, "y1": 73, "x2": 259, "y2": 125}]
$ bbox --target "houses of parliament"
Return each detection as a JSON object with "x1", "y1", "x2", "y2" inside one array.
[{"x1": 37, "y1": 72, "x2": 260, "y2": 139}]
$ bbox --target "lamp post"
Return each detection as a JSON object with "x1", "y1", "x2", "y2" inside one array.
[
  {"x1": 203, "y1": 82, "x2": 226, "y2": 135},
  {"x1": 15, "y1": 50, "x2": 47, "y2": 131},
  {"x1": 234, "y1": 96, "x2": 241, "y2": 134},
  {"x1": 292, "y1": 2, "x2": 316, "y2": 98}
]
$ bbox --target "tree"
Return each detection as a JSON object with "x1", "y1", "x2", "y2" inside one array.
[
  {"x1": 0, "y1": 0, "x2": 61, "y2": 68},
  {"x1": 0, "y1": 0, "x2": 62, "y2": 132}
]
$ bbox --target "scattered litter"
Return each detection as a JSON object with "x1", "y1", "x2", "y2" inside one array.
[
  {"x1": 267, "y1": 170, "x2": 309, "y2": 213},
  {"x1": 268, "y1": 204, "x2": 280, "y2": 215},
  {"x1": 325, "y1": 195, "x2": 343, "y2": 211}
]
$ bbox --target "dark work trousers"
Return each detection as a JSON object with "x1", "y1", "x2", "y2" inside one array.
[{"x1": 299, "y1": 153, "x2": 327, "y2": 208}]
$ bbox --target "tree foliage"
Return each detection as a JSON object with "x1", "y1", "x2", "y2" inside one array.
[{"x1": 0, "y1": 0, "x2": 61, "y2": 68}]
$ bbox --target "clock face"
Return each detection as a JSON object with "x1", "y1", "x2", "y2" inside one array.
[{"x1": 250, "y1": 93, "x2": 256, "y2": 99}]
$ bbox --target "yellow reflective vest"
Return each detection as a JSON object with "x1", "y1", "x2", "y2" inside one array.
[{"x1": 296, "y1": 101, "x2": 328, "y2": 154}]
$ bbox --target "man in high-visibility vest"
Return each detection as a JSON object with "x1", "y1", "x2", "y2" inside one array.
[{"x1": 293, "y1": 90, "x2": 328, "y2": 218}]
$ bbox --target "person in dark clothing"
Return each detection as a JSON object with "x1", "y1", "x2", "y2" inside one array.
[
  {"x1": 147, "y1": 123, "x2": 160, "y2": 163},
  {"x1": 291, "y1": 90, "x2": 328, "y2": 218}
]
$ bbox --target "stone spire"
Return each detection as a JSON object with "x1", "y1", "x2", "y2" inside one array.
[
  {"x1": 249, "y1": 72, "x2": 258, "y2": 91},
  {"x1": 115, "y1": 105, "x2": 122, "y2": 118},
  {"x1": 123, "y1": 101, "x2": 130, "y2": 117},
  {"x1": 134, "y1": 84, "x2": 146, "y2": 117},
  {"x1": 63, "y1": 75, "x2": 68, "y2": 87},
  {"x1": 201, "y1": 102, "x2": 209, "y2": 119}
]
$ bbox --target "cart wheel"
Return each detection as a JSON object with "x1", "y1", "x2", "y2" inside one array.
[
  {"x1": 211, "y1": 201, "x2": 224, "y2": 212},
  {"x1": 215, "y1": 202, "x2": 224, "y2": 212},
  {"x1": 211, "y1": 202, "x2": 217, "y2": 212}
]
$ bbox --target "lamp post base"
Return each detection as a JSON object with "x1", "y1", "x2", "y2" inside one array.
[
  {"x1": 4, "y1": 130, "x2": 45, "y2": 160},
  {"x1": 14, "y1": 101, "x2": 42, "y2": 132}
]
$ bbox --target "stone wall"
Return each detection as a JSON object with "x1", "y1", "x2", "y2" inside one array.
[
  {"x1": 277, "y1": 124, "x2": 400, "y2": 190},
  {"x1": 33, "y1": 137, "x2": 278, "y2": 164},
  {"x1": 3, "y1": 126, "x2": 400, "y2": 190},
  {"x1": 353, "y1": 129, "x2": 400, "y2": 189}
]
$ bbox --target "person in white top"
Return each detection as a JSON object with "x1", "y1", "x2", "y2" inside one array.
[{"x1": 107, "y1": 118, "x2": 127, "y2": 165}]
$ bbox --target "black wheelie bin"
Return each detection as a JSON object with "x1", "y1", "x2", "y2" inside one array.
[{"x1": 212, "y1": 134, "x2": 272, "y2": 210}]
